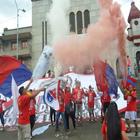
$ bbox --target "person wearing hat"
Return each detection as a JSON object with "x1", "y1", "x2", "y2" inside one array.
[{"x1": 17, "y1": 79, "x2": 45, "y2": 140}]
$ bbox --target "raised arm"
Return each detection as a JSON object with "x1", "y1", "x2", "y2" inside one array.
[
  {"x1": 25, "y1": 79, "x2": 33, "y2": 91},
  {"x1": 30, "y1": 88, "x2": 45, "y2": 98}
]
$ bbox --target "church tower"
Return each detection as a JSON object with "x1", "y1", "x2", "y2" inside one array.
[
  {"x1": 127, "y1": 2, "x2": 140, "y2": 75},
  {"x1": 127, "y1": 2, "x2": 140, "y2": 46}
]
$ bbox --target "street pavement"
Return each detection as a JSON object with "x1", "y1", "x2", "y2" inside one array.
[{"x1": 0, "y1": 121, "x2": 139, "y2": 140}]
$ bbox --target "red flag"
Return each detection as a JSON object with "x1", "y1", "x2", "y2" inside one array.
[
  {"x1": 93, "y1": 60, "x2": 108, "y2": 92},
  {"x1": 0, "y1": 56, "x2": 21, "y2": 84}
]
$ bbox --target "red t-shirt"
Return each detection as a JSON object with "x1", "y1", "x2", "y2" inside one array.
[
  {"x1": 72, "y1": 87, "x2": 83, "y2": 103},
  {"x1": 29, "y1": 98, "x2": 36, "y2": 116},
  {"x1": 101, "y1": 119, "x2": 126, "y2": 139},
  {"x1": 87, "y1": 90, "x2": 96, "y2": 108},
  {"x1": 125, "y1": 91, "x2": 137, "y2": 111},
  {"x1": 0, "y1": 99, "x2": 5, "y2": 113},
  {"x1": 64, "y1": 92, "x2": 71, "y2": 106},
  {"x1": 101, "y1": 93, "x2": 111, "y2": 104},
  {"x1": 58, "y1": 91, "x2": 65, "y2": 112},
  {"x1": 18, "y1": 94, "x2": 31, "y2": 124}
]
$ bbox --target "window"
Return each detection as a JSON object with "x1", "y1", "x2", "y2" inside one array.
[
  {"x1": 11, "y1": 42, "x2": 16, "y2": 50},
  {"x1": 42, "y1": 21, "x2": 47, "y2": 49},
  {"x1": 21, "y1": 41, "x2": 28, "y2": 49},
  {"x1": 134, "y1": 20, "x2": 138, "y2": 26},
  {"x1": 84, "y1": 10, "x2": 90, "y2": 29},
  {"x1": 76, "y1": 11, "x2": 83, "y2": 34},
  {"x1": 69, "y1": 12, "x2": 75, "y2": 32},
  {"x1": 69, "y1": 10, "x2": 90, "y2": 34}
]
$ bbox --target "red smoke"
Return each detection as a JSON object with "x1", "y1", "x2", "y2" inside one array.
[{"x1": 53, "y1": 0, "x2": 127, "y2": 77}]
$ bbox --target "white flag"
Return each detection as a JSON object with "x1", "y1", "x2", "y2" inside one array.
[
  {"x1": 11, "y1": 75, "x2": 19, "y2": 125},
  {"x1": 43, "y1": 80, "x2": 60, "y2": 111}
]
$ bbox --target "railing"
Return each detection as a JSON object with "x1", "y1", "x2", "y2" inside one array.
[{"x1": 0, "y1": 45, "x2": 32, "y2": 57}]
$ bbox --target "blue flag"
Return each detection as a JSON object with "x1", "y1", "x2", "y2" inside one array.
[{"x1": 105, "y1": 64, "x2": 119, "y2": 97}]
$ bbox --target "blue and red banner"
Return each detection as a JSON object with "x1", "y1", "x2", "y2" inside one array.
[
  {"x1": 94, "y1": 60, "x2": 118, "y2": 97},
  {"x1": 105, "y1": 64, "x2": 118, "y2": 97},
  {"x1": 0, "y1": 56, "x2": 32, "y2": 97}
]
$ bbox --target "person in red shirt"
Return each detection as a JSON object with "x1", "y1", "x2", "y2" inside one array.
[
  {"x1": 55, "y1": 88, "x2": 66, "y2": 133},
  {"x1": 100, "y1": 81, "x2": 111, "y2": 119},
  {"x1": 101, "y1": 102, "x2": 129, "y2": 140},
  {"x1": 18, "y1": 79, "x2": 45, "y2": 140},
  {"x1": 49, "y1": 89, "x2": 56, "y2": 126},
  {"x1": 124, "y1": 85, "x2": 138, "y2": 136},
  {"x1": 85, "y1": 85, "x2": 96, "y2": 121},
  {"x1": 0, "y1": 96, "x2": 6, "y2": 130},
  {"x1": 64, "y1": 86, "x2": 75, "y2": 132},
  {"x1": 72, "y1": 80, "x2": 84, "y2": 123},
  {"x1": 29, "y1": 90, "x2": 36, "y2": 137}
]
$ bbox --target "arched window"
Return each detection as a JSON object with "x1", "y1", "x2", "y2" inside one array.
[
  {"x1": 76, "y1": 11, "x2": 83, "y2": 34},
  {"x1": 69, "y1": 12, "x2": 75, "y2": 32},
  {"x1": 136, "y1": 51, "x2": 140, "y2": 73},
  {"x1": 84, "y1": 10, "x2": 90, "y2": 28}
]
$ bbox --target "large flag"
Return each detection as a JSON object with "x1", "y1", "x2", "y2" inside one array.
[
  {"x1": 94, "y1": 60, "x2": 118, "y2": 97},
  {"x1": 126, "y1": 76, "x2": 137, "y2": 87},
  {"x1": 11, "y1": 75, "x2": 19, "y2": 125},
  {"x1": 93, "y1": 60, "x2": 108, "y2": 93},
  {"x1": 0, "y1": 56, "x2": 32, "y2": 97},
  {"x1": 106, "y1": 64, "x2": 118, "y2": 97},
  {"x1": 32, "y1": 46, "x2": 53, "y2": 79}
]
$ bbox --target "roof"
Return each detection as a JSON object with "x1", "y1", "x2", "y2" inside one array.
[
  {"x1": 128, "y1": 2, "x2": 140, "y2": 23},
  {"x1": 2, "y1": 32, "x2": 32, "y2": 41}
]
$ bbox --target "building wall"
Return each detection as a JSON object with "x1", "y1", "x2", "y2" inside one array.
[
  {"x1": 31, "y1": 0, "x2": 140, "y2": 77},
  {"x1": 32, "y1": 0, "x2": 52, "y2": 68},
  {"x1": 0, "y1": 27, "x2": 32, "y2": 69},
  {"x1": 127, "y1": 17, "x2": 140, "y2": 76},
  {"x1": 31, "y1": 0, "x2": 100, "y2": 68}
]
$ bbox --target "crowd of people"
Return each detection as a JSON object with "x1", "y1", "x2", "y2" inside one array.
[
  {"x1": 0, "y1": 75, "x2": 139, "y2": 140},
  {"x1": 54, "y1": 80, "x2": 97, "y2": 136}
]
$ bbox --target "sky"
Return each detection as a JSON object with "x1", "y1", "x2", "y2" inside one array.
[
  {"x1": 0, "y1": 0, "x2": 32, "y2": 35},
  {"x1": 0, "y1": 0, "x2": 140, "y2": 35}
]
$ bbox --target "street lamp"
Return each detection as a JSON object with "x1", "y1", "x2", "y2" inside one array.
[{"x1": 15, "y1": 0, "x2": 26, "y2": 59}]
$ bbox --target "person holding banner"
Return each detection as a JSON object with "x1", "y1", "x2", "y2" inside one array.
[
  {"x1": 49, "y1": 89, "x2": 56, "y2": 126},
  {"x1": 124, "y1": 85, "x2": 138, "y2": 136},
  {"x1": 55, "y1": 88, "x2": 67, "y2": 133},
  {"x1": 17, "y1": 79, "x2": 45, "y2": 140},
  {"x1": 0, "y1": 96, "x2": 6, "y2": 131},
  {"x1": 29, "y1": 90, "x2": 36, "y2": 138},
  {"x1": 64, "y1": 86, "x2": 76, "y2": 132}
]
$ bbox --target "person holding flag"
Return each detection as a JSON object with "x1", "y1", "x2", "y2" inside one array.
[
  {"x1": 124, "y1": 85, "x2": 138, "y2": 136},
  {"x1": 64, "y1": 86, "x2": 76, "y2": 132},
  {"x1": 17, "y1": 79, "x2": 45, "y2": 140},
  {"x1": 29, "y1": 90, "x2": 36, "y2": 138},
  {"x1": 55, "y1": 85, "x2": 66, "y2": 133}
]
